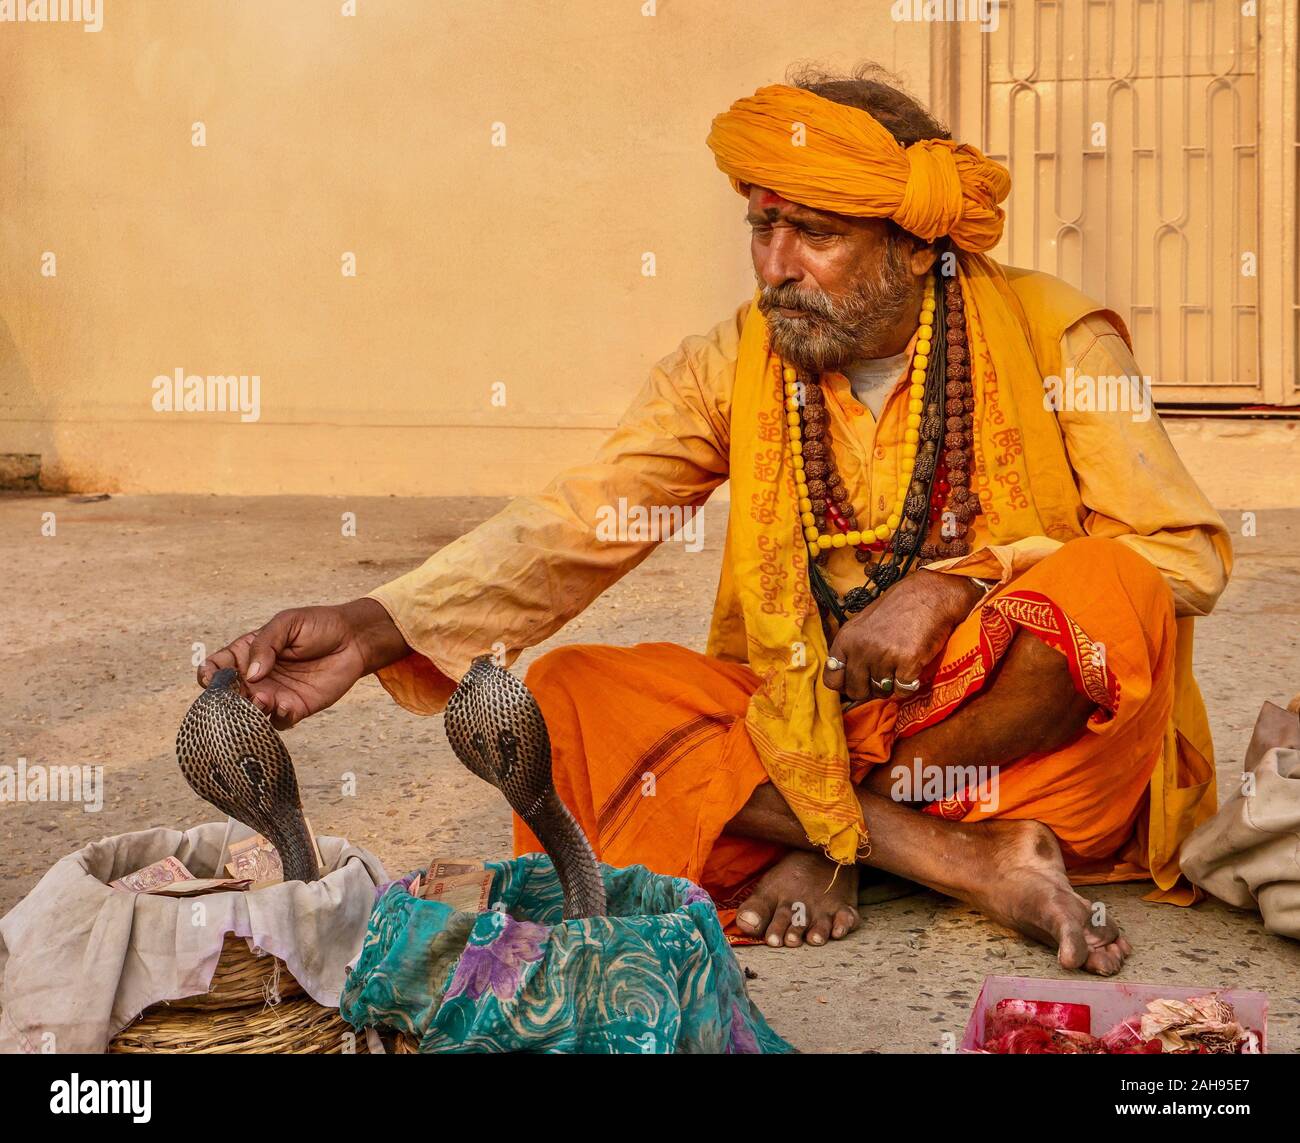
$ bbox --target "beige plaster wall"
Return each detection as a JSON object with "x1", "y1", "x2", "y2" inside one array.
[{"x1": 0, "y1": 0, "x2": 933, "y2": 495}]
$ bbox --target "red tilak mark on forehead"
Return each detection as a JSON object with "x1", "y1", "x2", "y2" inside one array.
[{"x1": 757, "y1": 191, "x2": 788, "y2": 207}]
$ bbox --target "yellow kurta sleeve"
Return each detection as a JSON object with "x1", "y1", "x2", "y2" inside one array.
[
  {"x1": 925, "y1": 313, "x2": 1233, "y2": 615},
  {"x1": 365, "y1": 303, "x2": 749, "y2": 714}
]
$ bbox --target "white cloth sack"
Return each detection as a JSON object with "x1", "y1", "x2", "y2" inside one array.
[
  {"x1": 1180, "y1": 747, "x2": 1300, "y2": 939},
  {"x1": 0, "y1": 822, "x2": 387, "y2": 1053}
]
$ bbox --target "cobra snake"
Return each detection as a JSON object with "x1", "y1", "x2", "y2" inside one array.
[
  {"x1": 178, "y1": 657, "x2": 606, "y2": 919},
  {"x1": 177, "y1": 668, "x2": 319, "y2": 883}
]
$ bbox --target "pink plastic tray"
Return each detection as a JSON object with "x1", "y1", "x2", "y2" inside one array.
[{"x1": 960, "y1": 974, "x2": 1268, "y2": 1053}]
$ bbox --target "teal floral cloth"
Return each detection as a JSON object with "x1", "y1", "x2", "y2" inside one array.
[{"x1": 340, "y1": 855, "x2": 791, "y2": 1054}]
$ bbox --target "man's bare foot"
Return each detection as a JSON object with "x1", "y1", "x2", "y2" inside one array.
[
  {"x1": 734, "y1": 850, "x2": 861, "y2": 948},
  {"x1": 966, "y1": 819, "x2": 1132, "y2": 976}
]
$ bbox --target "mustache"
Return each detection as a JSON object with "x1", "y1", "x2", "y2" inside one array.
[{"x1": 757, "y1": 284, "x2": 843, "y2": 321}]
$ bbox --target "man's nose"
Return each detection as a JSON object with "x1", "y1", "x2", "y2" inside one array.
[{"x1": 757, "y1": 231, "x2": 804, "y2": 289}]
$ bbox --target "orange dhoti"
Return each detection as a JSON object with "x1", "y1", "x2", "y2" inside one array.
[{"x1": 514, "y1": 537, "x2": 1179, "y2": 931}]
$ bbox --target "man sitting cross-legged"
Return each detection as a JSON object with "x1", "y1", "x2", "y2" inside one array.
[{"x1": 199, "y1": 66, "x2": 1230, "y2": 975}]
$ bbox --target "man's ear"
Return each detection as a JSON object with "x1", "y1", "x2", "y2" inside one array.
[{"x1": 908, "y1": 241, "x2": 940, "y2": 278}]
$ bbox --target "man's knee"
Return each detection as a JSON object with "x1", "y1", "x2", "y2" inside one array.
[
  {"x1": 1051, "y1": 535, "x2": 1160, "y2": 584},
  {"x1": 1044, "y1": 536, "x2": 1173, "y2": 618},
  {"x1": 523, "y1": 644, "x2": 604, "y2": 702}
]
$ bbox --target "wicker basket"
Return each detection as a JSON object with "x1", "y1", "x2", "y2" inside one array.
[
  {"x1": 391, "y1": 1031, "x2": 420, "y2": 1054},
  {"x1": 108, "y1": 933, "x2": 362, "y2": 1054},
  {"x1": 110, "y1": 995, "x2": 364, "y2": 1054},
  {"x1": 168, "y1": 934, "x2": 304, "y2": 1011}
]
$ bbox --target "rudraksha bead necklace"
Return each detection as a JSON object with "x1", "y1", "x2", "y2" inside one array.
[{"x1": 781, "y1": 271, "x2": 980, "y2": 623}]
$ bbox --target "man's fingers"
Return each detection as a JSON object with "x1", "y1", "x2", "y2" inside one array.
[
  {"x1": 269, "y1": 690, "x2": 311, "y2": 731},
  {"x1": 845, "y1": 651, "x2": 874, "y2": 702},
  {"x1": 247, "y1": 686, "x2": 276, "y2": 715},
  {"x1": 870, "y1": 657, "x2": 905, "y2": 700},
  {"x1": 246, "y1": 614, "x2": 294, "y2": 683},
  {"x1": 197, "y1": 648, "x2": 234, "y2": 687},
  {"x1": 197, "y1": 633, "x2": 255, "y2": 688},
  {"x1": 241, "y1": 684, "x2": 305, "y2": 726},
  {"x1": 891, "y1": 657, "x2": 927, "y2": 701},
  {"x1": 825, "y1": 635, "x2": 877, "y2": 701},
  {"x1": 824, "y1": 636, "x2": 925, "y2": 704},
  {"x1": 823, "y1": 635, "x2": 848, "y2": 691}
]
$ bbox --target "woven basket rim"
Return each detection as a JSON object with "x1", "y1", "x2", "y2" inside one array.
[
  {"x1": 109, "y1": 995, "x2": 363, "y2": 1054},
  {"x1": 163, "y1": 932, "x2": 305, "y2": 1011}
]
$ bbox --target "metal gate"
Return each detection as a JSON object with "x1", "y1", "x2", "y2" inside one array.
[{"x1": 934, "y1": 0, "x2": 1298, "y2": 405}]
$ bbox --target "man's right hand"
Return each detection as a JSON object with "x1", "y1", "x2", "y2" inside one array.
[{"x1": 197, "y1": 597, "x2": 410, "y2": 729}]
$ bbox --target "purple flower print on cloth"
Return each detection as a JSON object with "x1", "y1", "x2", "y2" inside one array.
[
  {"x1": 682, "y1": 882, "x2": 713, "y2": 907},
  {"x1": 727, "y1": 1000, "x2": 760, "y2": 1054},
  {"x1": 445, "y1": 911, "x2": 549, "y2": 1002},
  {"x1": 374, "y1": 872, "x2": 419, "y2": 902}
]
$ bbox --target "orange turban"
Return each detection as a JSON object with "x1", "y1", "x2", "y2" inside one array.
[{"x1": 706, "y1": 84, "x2": 1011, "y2": 253}]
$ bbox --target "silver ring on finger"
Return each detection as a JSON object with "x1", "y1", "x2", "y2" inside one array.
[
  {"x1": 895, "y1": 677, "x2": 921, "y2": 694},
  {"x1": 825, "y1": 656, "x2": 846, "y2": 672},
  {"x1": 871, "y1": 675, "x2": 894, "y2": 695}
]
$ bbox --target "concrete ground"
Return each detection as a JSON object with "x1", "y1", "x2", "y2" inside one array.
[{"x1": 2, "y1": 491, "x2": 1298, "y2": 1051}]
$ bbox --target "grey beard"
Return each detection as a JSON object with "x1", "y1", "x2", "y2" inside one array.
[{"x1": 759, "y1": 250, "x2": 916, "y2": 374}]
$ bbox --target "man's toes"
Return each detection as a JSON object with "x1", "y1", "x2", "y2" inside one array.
[
  {"x1": 764, "y1": 904, "x2": 793, "y2": 948},
  {"x1": 804, "y1": 914, "x2": 832, "y2": 947},
  {"x1": 831, "y1": 905, "x2": 860, "y2": 940},
  {"x1": 1083, "y1": 904, "x2": 1120, "y2": 948},
  {"x1": 1052, "y1": 908, "x2": 1092, "y2": 971},
  {"x1": 735, "y1": 893, "x2": 775, "y2": 937},
  {"x1": 1084, "y1": 945, "x2": 1121, "y2": 976},
  {"x1": 1080, "y1": 900, "x2": 1129, "y2": 975},
  {"x1": 1085, "y1": 938, "x2": 1130, "y2": 977},
  {"x1": 783, "y1": 900, "x2": 809, "y2": 947}
]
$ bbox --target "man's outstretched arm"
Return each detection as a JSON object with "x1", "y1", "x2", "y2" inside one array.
[
  {"x1": 365, "y1": 322, "x2": 739, "y2": 715},
  {"x1": 199, "y1": 305, "x2": 748, "y2": 726}
]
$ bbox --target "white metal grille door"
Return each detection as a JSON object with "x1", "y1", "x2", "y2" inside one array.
[{"x1": 943, "y1": 1, "x2": 1298, "y2": 404}]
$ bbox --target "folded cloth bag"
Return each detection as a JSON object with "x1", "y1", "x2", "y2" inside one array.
[
  {"x1": 341, "y1": 855, "x2": 792, "y2": 1053},
  {"x1": 0, "y1": 822, "x2": 387, "y2": 1053},
  {"x1": 1180, "y1": 702, "x2": 1300, "y2": 939}
]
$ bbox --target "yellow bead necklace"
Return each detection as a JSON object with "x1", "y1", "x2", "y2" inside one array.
[{"x1": 785, "y1": 279, "x2": 938, "y2": 560}]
